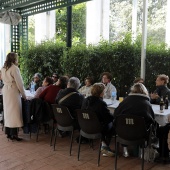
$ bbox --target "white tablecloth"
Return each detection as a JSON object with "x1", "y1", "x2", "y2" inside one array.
[
  {"x1": 105, "y1": 99, "x2": 170, "y2": 126},
  {"x1": 25, "y1": 90, "x2": 34, "y2": 100},
  {"x1": 152, "y1": 104, "x2": 170, "y2": 126}
]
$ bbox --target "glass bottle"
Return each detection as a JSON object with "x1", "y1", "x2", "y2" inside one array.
[
  {"x1": 164, "y1": 95, "x2": 169, "y2": 109},
  {"x1": 160, "y1": 96, "x2": 164, "y2": 113}
]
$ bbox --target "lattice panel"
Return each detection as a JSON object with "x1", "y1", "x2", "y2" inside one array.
[
  {"x1": 11, "y1": 24, "x2": 20, "y2": 52},
  {"x1": 21, "y1": 16, "x2": 28, "y2": 50},
  {"x1": 1, "y1": 0, "x2": 90, "y2": 51},
  {"x1": 21, "y1": 0, "x2": 91, "y2": 16},
  {"x1": 0, "y1": 0, "x2": 91, "y2": 16}
]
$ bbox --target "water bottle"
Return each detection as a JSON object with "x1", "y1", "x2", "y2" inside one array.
[
  {"x1": 30, "y1": 81, "x2": 35, "y2": 94},
  {"x1": 111, "y1": 91, "x2": 117, "y2": 104}
]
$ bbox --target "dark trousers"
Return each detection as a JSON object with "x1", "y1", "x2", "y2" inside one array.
[
  {"x1": 157, "y1": 124, "x2": 170, "y2": 157},
  {"x1": 102, "y1": 122, "x2": 114, "y2": 146},
  {"x1": 5, "y1": 127, "x2": 18, "y2": 136}
]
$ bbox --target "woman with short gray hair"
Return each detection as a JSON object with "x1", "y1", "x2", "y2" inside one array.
[
  {"x1": 67, "y1": 77, "x2": 81, "y2": 90},
  {"x1": 56, "y1": 77, "x2": 84, "y2": 119}
]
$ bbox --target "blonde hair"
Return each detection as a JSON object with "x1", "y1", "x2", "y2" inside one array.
[
  {"x1": 157, "y1": 74, "x2": 169, "y2": 85},
  {"x1": 130, "y1": 83, "x2": 148, "y2": 96},
  {"x1": 91, "y1": 83, "x2": 105, "y2": 97}
]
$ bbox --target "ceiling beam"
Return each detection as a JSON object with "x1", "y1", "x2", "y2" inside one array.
[{"x1": 0, "y1": 0, "x2": 91, "y2": 15}]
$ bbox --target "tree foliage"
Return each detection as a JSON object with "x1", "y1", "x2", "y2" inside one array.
[
  {"x1": 110, "y1": 0, "x2": 167, "y2": 44},
  {"x1": 56, "y1": 3, "x2": 86, "y2": 44}
]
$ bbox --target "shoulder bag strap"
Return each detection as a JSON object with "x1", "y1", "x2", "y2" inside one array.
[{"x1": 58, "y1": 92, "x2": 77, "y2": 104}]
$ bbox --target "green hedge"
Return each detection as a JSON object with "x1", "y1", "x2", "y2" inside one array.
[{"x1": 20, "y1": 35, "x2": 170, "y2": 97}]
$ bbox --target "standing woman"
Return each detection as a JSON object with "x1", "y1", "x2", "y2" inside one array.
[{"x1": 1, "y1": 52, "x2": 26, "y2": 141}]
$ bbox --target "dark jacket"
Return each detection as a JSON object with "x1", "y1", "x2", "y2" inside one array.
[
  {"x1": 114, "y1": 93, "x2": 155, "y2": 128},
  {"x1": 30, "y1": 98, "x2": 53, "y2": 123},
  {"x1": 151, "y1": 85, "x2": 170, "y2": 104},
  {"x1": 55, "y1": 88, "x2": 84, "y2": 118},
  {"x1": 81, "y1": 96, "x2": 113, "y2": 126}
]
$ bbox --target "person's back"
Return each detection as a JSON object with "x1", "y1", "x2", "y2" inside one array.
[
  {"x1": 81, "y1": 83, "x2": 114, "y2": 157},
  {"x1": 82, "y1": 96, "x2": 113, "y2": 126},
  {"x1": 114, "y1": 83, "x2": 155, "y2": 158},
  {"x1": 114, "y1": 83, "x2": 155, "y2": 128},
  {"x1": 56, "y1": 77, "x2": 84, "y2": 118}
]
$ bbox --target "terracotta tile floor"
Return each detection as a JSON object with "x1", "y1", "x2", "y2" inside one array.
[{"x1": 0, "y1": 127, "x2": 169, "y2": 170}]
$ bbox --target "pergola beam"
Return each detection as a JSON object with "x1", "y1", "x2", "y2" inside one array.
[{"x1": 0, "y1": 0, "x2": 91, "y2": 16}]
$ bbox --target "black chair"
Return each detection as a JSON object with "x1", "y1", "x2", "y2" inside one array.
[
  {"x1": 76, "y1": 109, "x2": 102, "y2": 166},
  {"x1": 29, "y1": 98, "x2": 53, "y2": 142},
  {"x1": 51, "y1": 104, "x2": 74, "y2": 156},
  {"x1": 114, "y1": 114, "x2": 151, "y2": 170}
]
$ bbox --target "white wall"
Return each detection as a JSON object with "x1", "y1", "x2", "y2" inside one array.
[
  {"x1": 166, "y1": 0, "x2": 170, "y2": 47},
  {"x1": 35, "y1": 10, "x2": 56, "y2": 43},
  {"x1": 86, "y1": 0, "x2": 110, "y2": 45},
  {"x1": 0, "y1": 23, "x2": 11, "y2": 68}
]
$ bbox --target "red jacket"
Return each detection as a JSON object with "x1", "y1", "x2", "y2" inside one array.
[{"x1": 39, "y1": 85, "x2": 61, "y2": 104}]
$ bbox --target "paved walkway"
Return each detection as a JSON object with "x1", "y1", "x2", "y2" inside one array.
[{"x1": 0, "y1": 127, "x2": 169, "y2": 170}]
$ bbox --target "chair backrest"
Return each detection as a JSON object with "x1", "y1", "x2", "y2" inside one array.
[
  {"x1": 30, "y1": 98, "x2": 53, "y2": 123},
  {"x1": 115, "y1": 114, "x2": 147, "y2": 141},
  {"x1": 51, "y1": 104, "x2": 74, "y2": 127},
  {"x1": 76, "y1": 109, "x2": 102, "y2": 134}
]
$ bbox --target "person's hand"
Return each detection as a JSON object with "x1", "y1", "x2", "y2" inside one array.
[{"x1": 150, "y1": 92, "x2": 159, "y2": 99}]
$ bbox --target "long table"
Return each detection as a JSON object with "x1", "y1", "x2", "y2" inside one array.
[{"x1": 104, "y1": 99, "x2": 170, "y2": 126}]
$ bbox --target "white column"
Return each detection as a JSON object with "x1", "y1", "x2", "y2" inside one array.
[
  {"x1": 35, "y1": 10, "x2": 56, "y2": 44},
  {"x1": 165, "y1": 0, "x2": 170, "y2": 47},
  {"x1": 0, "y1": 23, "x2": 10, "y2": 68},
  {"x1": 46, "y1": 11, "x2": 56, "y2": 40},
  {"x1": 86, "y1": 0, "x2": 110, "y2": 45},
  {"x1": 102, "y1": 0, "x2": 110, "y2": 41},
  {"x1": 132, "y1": 0, "x2": 138, "y2": 42},
  {"x1": 140, "y1": 0, "x2": 148, "y2": 80},
  {"x1": 0, "y1": 23, "x2": 5, "y2": 68}
]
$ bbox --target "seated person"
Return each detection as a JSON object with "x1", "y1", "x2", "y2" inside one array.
[
  {"x1": 125, "y1": 77, "x2": 145, "y2": 95},
  {"x1": 101, "y1": 72, "x2": 117, "y2": 99},
  {"x1": 79, "y1": 76, "x2": 93, "y2": 97},
  {"x1": 133, "y1": 77, "x2": 144, "y2": 84},
  {"x1": 28, "y1": 73, "x2": 42, "y2": 91},
  {"x1": 52, "y1": 73, "x2": 59, "y2": 84},
  {"x1": 81, "y1": 83, "x2": 114, "y2": 157},
  {"x1": 150, "y1": 75, "x2": 170, "y2": 162},
  {"x1": 34, "y1": 76, "x2": 53, "y2": 98},
  {"x1": 114, "y1": 83, "x2": 155, "y2": 157},
  {"x1": 150, "y1": 74, "x2": 170, "y2": 104},
  {"x1": 55, "y1": 77, "x2": 84, "y2": 119},
  {"x1": 39, "y1": 76, "x2": 68, "y2": 104}
]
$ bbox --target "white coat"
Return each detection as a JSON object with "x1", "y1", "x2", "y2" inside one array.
[{"x1": 1, "y1": 64, "x2": 26, "y2": 127}]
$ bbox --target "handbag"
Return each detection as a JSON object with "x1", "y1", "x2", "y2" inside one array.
[
  {"x1": 144, "y1": 146, "x2": 159, "y2": 162},
  {"x1": 144, "y1": 124, "x2": 159, "y2": 162}
]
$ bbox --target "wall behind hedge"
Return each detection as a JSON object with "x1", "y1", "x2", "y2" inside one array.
[{"x1": 20, "y1": 35, "x2": 170, "y2": 97}]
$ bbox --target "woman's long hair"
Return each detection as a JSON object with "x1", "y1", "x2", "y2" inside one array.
[{"x1": 3, "y1": 52, "x2": 18, "y2": 70}]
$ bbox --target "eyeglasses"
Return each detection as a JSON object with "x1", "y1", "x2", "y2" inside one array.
[{"x1": 52, "y1": 76, "x2": 58, "y2": 78}]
